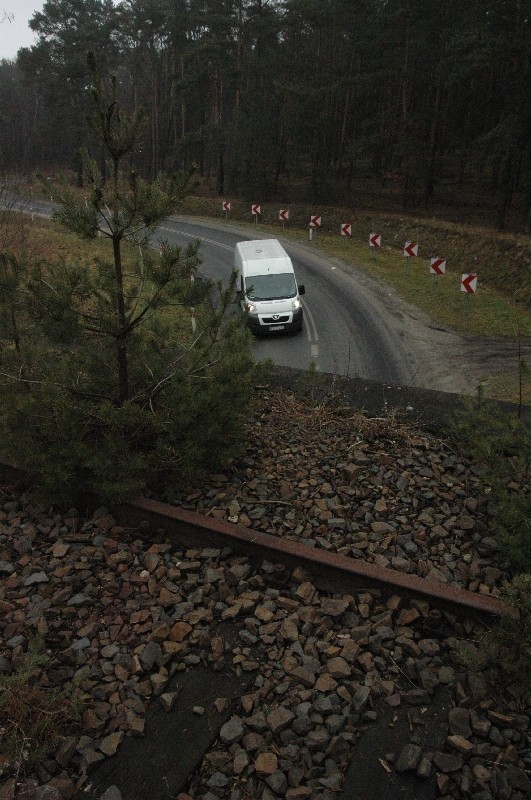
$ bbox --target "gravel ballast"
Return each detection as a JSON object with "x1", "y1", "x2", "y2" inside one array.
[{"x1": 0, "y1": 390, "x2": 529, "y2": 800}]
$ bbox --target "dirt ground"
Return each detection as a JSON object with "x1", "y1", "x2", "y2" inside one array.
[{"x1": 377, "y1": 288, "x2": 531, "y2": 400}]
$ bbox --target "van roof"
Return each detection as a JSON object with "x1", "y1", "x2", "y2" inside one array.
[
  {"x1": 236, "y1": 239, "x2": 293, "y2": 274},
  {"x1": 236, "y1": 239, "x2": 288, "y2": 261}
]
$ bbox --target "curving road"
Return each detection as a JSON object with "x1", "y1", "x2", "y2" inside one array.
[
  {"x1": 6, "y1": 194, "x2": 422, "y2": 386},
  {"x1": 157, "y1": 216, "x2": 416, "y2": 385}
]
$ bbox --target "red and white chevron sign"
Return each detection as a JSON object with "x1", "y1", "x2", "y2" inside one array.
[
  {"x1": 404, "y1": 241, "x2": 418, "y2": 257},
  {"x1": 430, "y1": 257, "x2": 446, "y2": 275},
  {"x1": 251, "y1": 203, "x2": 261, "y2": 215},
  {"x1": 222, "y1": 200, "x2": 231, "y2": 212},
  {"x1": 461, "y1": 273, "x2": 478, "y2": 293},
  {"x1": 310, "y1": 215, "x2": 321, "y2": 227},
  {"x1": 279, "y1": 209, "x2": 289, "y2": 222},
  {"x1": 341, "y1": 223, "x2": 351, "y2": 236},
  {"x1": 369, "y1": 233, "x2": 381, "y2": 248}
]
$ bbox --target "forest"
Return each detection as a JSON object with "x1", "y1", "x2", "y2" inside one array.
[{"x1": 0, "y1": 0, "x2": 530, "y2": 232}]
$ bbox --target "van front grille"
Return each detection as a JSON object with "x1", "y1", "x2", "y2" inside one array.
[{"x1": 263, "y1": 315, "x2": 290, "y2": 323}]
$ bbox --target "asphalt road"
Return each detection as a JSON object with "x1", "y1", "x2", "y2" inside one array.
[{"x1": 156, "y1": 216, "x2": 415, "y2": 384}]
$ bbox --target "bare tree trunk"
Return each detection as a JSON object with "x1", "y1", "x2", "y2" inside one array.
[
  {"x1": 497, "y1": 154, "x2": 516, "y2": 231},
  {"x1": 181, "y1": 53, "x2": 186, "y2": 141},
  {"x1": 151, "y1": 63, "x2": 159, "y2": 179},
  {"x1": 113, "y1": 235, "x2": 129, "y2": 404},
  {"x1": 401, "y1": 29, "x2": 410, "y2": 125},
  {"x1": 236, "y1": 0, "x2": 243, "y2": 109},
  {"x1": 111, "y1": 157, "x2": 128, "y2": 404},
  {"x1": 423, "y1": 86, "x2": 441, "y2": 208},
  {"x1": 217, "y1": 152, "x2": 224, "y2": 195}
]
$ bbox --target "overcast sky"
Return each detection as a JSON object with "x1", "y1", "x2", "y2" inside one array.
[{"x1": 0, "y1": 1, "x2": 45, "y2": 60}]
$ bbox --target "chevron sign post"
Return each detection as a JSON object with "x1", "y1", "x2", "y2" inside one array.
[
  {"x1": 341, "y1": 223, "x2": 351, "y2": 236},
  {"x1": 461, "y1": 273, "x2": 477, "y2": 316},
  {"x1": 430, "y1": 257, "x2": 446, "y2": 275},
  {"x1": 222, "y1": 200, "x2": 231, "y2": 213},
  {"x1": 369, "y1": 232, "x2": 381, "y2": 259},
  {"x1": 430, "y1": 257, "x2": 446, "y2": 289},
  {"x1": 461, "y1": 273, "x2": 477, "y2": 293},
  {"x1": 308, "y1": 215, "x2": 321, "y2": 241},
  {"x1": 279, "y1": 209, "x2": 289, "y2": 226},
  {"x1": 404, "y1": 241, "x2": 418, "y2": 257},
  {"x1": 251, "y1": 203, "x2": 261, "y2": 223}
]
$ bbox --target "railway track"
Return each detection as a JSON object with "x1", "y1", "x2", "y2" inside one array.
[
  {"x1": 0, "y1": 459, "x2": 508, "y2": 620},
  {"x1": 120, "y1": 495, "x2": 509, "y2": 620}
]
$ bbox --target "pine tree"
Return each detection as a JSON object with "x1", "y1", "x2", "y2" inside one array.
[{"x1": 0, "y1": 54, "x2": 254, "y2": 505}]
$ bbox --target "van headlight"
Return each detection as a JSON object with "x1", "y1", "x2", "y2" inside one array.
[
  {"x1": 292, "y1": 298, "x2": 301, "y2": 311},
  {"x1": 245, "y1": 302, "x2": 257, "y2": 314}
]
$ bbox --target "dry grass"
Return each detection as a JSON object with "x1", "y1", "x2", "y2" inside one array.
[
  {"x1": 0, "y1": 640, "x2": 82, "y2": 776},
  {"x1": 5, "y1": 214, "x2": 175, "y2": 320},
  {"x1": 256, "y1": 384, "x2": 419, "y2": 446}
]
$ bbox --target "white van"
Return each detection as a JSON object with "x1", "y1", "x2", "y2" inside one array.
[{"x1": 235, "y1": 239, "x2": 305, "y2": 335}]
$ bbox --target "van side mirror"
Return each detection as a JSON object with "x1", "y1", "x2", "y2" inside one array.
[{"x1": 298, "y1": 284, "x2": 306, "y2": 295}]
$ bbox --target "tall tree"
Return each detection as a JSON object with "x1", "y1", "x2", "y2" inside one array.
[
  {"x1": 17, "y1": 0, "x2": 120, "y2": 171},
  {"x1": 0, "y1": 61, "x2": 37, "y2": 173}
]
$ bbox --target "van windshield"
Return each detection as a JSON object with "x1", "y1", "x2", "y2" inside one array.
[{"x1": 245, "y1": 273, "x2": 297, "y2": 301}]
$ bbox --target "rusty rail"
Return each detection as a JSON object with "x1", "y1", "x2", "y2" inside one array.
[
  {"x1": 0, "y1": 459, "x2": 510, "y2": 619},
  {"x1": 120, "y1": 496, "x2": 510, "y2": 619}
]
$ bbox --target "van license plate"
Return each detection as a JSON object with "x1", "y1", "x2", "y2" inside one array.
[{"x1": 269, "y1": 325, "x2": 285, "y2": 331}]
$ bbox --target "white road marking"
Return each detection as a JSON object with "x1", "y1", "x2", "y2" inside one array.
[
  {"x1": 158, "y1": 226, "x2": 234, "y2": 252},
  {"x1": 302, "y1": 299, "x2": 319, "y2": 344}
]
